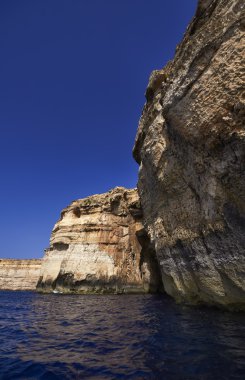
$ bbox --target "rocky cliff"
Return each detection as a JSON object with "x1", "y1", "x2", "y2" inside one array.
[
  {"x1": 37, "y1": 187, "x2": 162, "y2": 293},
  {"x1": 0, "y1": 259, "x2": 42, "y2": 290},
  {"x1": 133, "y1": 0, "x2": 245, "y2": 309}
]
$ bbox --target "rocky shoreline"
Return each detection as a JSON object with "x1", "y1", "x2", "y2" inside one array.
[
  {"x1": 133, "y1": 0, "x2": 245, "y2": 309},
  {"x1": 36, "y1": 187, "x2": 162, "y2": 294},
  {"x1": 0, "y1": 259, "x2": 42, "y2": 291},
  {"x1": 1, "y1": 0, "x2": 244, "y2": 310}
]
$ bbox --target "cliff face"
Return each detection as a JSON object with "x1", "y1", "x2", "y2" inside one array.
[
  {"x1": 0, "y1": 260, "x2": 42, "y2": 290},
  {"x1": 37, "y1": 187, "x2": 162, "y2": 293},
  {"x1": 133, "y1": 0, "x2": 245, "y2": 308}
]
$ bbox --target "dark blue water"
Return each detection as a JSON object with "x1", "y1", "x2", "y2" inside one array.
[{"x1": 0, "y1": 292, "x2": 245, "y2": 379}]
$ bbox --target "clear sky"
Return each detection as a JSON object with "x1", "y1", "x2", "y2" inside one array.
[{"x1": 0, "y1": 0, "x2": 197, "y2": 258}]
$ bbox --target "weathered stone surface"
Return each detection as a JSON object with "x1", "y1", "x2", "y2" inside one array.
[
  {"x1": 0, "y1": 259, "x2": 42, "y2": 290},
  {"x1": 37, "y1": 187, "x2": 162, "y2": 293},
  {"x1": 133, "y1": 0, "x2": 245, "y2": 309}
]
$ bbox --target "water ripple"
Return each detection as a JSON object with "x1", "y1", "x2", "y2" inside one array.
[{"x1": 0, "y1": 292, "x2": 244, "y2": 379}]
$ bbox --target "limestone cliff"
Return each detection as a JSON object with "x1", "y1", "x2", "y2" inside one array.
[
  {"x1": 37, "y1": 187, "x2": 162, "y2": 293},
  {"x1": 0, "y1": 259, "x2": 42, "y2": 290},
  {"x1": 133, "y1": 0, "x2": 245, "y2": 308}
]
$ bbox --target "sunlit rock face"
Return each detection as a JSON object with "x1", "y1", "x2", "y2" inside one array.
[
  {"x1": 0, "y1": 260, "x2": 42, "y2": 290},
  {"x1": 133, "y1": 0, "x2": 245, "y2": 309},
  {"x1": 36, "y1": 187, "x2": 162, "y2": 293}
]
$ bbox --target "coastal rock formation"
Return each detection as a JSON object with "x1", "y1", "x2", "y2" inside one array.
[
  {"x1": 0, "y1": 259, "x2": 42, "y2": 290},
  {"x1": 133, "y1": 0, "x2": 245, "y2": 308},
  {"x1": 37, "y1": 187, "x2": 162, "y2": 293}
]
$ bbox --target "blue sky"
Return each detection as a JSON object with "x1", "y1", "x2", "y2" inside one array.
[{"x1": 0, "y1": 0, "x2": 197, "y2": 258}]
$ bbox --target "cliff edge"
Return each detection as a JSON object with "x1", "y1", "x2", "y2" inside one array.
[
  {"x1": 133, "y1": 0, "x2": 245, "y2": 309},
  {"x1": 37, "y1": 187, "x2": 162, "y2": 293},
  {"x1": 0, "y1": 259, "x2": 42, "y2": 290}
]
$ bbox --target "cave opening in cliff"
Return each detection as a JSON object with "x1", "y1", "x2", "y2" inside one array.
[{"x1": 136, "y1": 228, "x2": 164, "y2": 293}]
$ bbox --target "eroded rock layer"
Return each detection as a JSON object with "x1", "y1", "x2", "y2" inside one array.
[
  {"x1": 0, "y1": 259, "x2": 42, "y2": 290},
  {"x1": 133, "y1": 0, "x2": 245, "y2": 308},
  {"x1": 37, "y1": 187, "x2": 162, "y2": 293}
]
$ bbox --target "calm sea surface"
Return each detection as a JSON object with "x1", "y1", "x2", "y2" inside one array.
[{"x1": 0, "y1": 292, "x2": 244, "y2": 380}]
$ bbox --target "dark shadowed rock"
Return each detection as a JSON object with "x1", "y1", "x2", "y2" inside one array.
[{"x1": 133, "y1": 0, "x2": 245, "y2": 309}]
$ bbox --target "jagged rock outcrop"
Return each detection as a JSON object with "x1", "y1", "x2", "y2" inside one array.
[
  {"x1": 37, "y1": 187, "x2": 162, "y2": 293},
  {"x1": 0, "y1": 259, "x2": 42, "y2": 290},
  {"x1": 133, "y1": 0, "x2": 245, "y2": 309}
]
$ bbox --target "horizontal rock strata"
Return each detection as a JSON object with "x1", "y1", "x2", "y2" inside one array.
[
  {"x1": 37, "y1": 187, "x2": 162, "y2": 294},
  {"x1": 133, "y1": 0, "x2": 245, "y2": 309},
  {"x1": 0, "y1": 259, "x2": 42, "y2": 290}
]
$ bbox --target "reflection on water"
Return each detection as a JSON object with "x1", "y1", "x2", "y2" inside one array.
[{"x1": 0, "y1": 291, "x2": 244, "y2": 379}]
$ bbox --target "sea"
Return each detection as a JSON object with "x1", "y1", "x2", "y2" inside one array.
[{"x1": 0, "y1": 291, "x2": 244, "y2": 380}]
